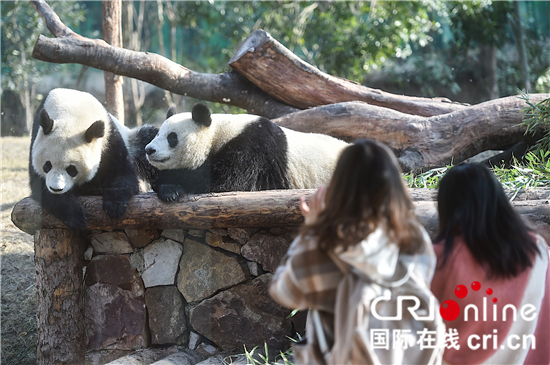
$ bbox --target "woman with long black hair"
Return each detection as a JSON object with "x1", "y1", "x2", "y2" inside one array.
[{"x1": 431, "y1": 163, "x2": 549, "y2": 364}]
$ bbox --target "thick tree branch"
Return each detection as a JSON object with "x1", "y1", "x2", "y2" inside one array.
[
  {"x1": 31, "y1": 1, "x2": 297, "y2": 118},
  {"x1": 31, "y1": 0, "x2": 79, "y2": 38},
  {"x1": 229, "y1": 30, "x2": 469, "y2": 117},
  {"x1": 12, "y1": 191, "x2": 550, "y2": 241},
  {"x1": 272, "y1": 94, "x2": 550, "y2": 171}
]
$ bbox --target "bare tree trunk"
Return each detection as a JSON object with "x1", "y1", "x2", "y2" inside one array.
[
  {"x1": 103, "y1": 0, "x2": 125, "y2": 122},
  {"x1": 35, "y1": 229, "x2": 86, "y2": 365},
  {"x1": 10, "y1": 11, "x2": 33, "y2": 133},
  {"x1": 513, "y1": 1, "x2": 531, "y2": 92},
  {"x1": 129, "y1": 1, "x2": 146, "y2": 126},
  {"x1": 481, "y1": 45, "x2": 499, "y2": 100}
]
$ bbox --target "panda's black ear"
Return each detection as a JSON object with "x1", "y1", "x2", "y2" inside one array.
[
  {"x1": 85, "y1": 121, "x2": 105, "y2": 143},
  {"x1": 192, "y1": 103, "x2": 212, "y2": 127},
  {"x1": 166, "y1": 105, "x2": 177, "y2": 119},
  {"x1": 40, "y1": 109, "x2": 54, "y2": 135}
]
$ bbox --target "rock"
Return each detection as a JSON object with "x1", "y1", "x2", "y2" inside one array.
[
  {"x1": 134, "y1": 239, "x2": 183, "y2": 288},
  {"x1": 85, "y1": 283, "x2": 147, "y2": 351},
  {"x1": 91, "y1": 231, "x2": 134, "y2": 254},
  {"x1": 196, "y1": 354, "x2": 245, "y2": 365},
  {"x1": 269, "y1": 227, "x2": 288, "y2": 236},
  {"x1": 208, "y1": 228, "x2": 228, "y2": 236},
  {"x1": 205, "y1": 233, "x2": 241, "y2": 254},
  {"x1": 196, "y1": 344, "x2": 219, "y2": 357},
  {"x1": 177, "y1": 238, "x2": 249, "y2": 303},
  {"x1": 188, "y1": 331, "x2": 201, "y2": 350},
  {"x1": 145, "y1": 286, "x2": 188, "y2": 346},
  {"x1": 85, "y1": 349, "x2": 132, "y2": 365},
  {"x1": 84, "y1": 245, "x2": 94, "y2": 261},
  {"x1": 247, "y1": 261, "x2": 260, "y2": 276},
  {"x1": 187, "y1": 229, "x2": 206, "y2": 238},
  {"x1": 227, "y1": 228, "x2": 256, "y2": 245},
  {"x1": 150, "y1": 350, "x2": 206, "y2": 365},
  {"x1": 241, "y1": 232, "x2": 294, "y2": 273},
  {"x1": 161, "y1": 229, "x2": 186, "y2": 243},
  {"x1": 125, "y1": 229, "x2": 161, "y2": 248},
  {"x1": 188, "y1": 274, "x2": 294, "y2": 352},
  {"x1": 85, "y1": 255, "x2": 144, "y2": 294},
  {"x1": 101, "y1": 348, "x2": 180, "y2": 365}
]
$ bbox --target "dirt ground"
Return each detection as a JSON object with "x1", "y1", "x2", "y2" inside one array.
[{"x1": 1, "y1": 136, "x2": 38, "y2": 365}]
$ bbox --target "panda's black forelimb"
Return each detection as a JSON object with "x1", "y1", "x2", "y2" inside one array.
[{"x1": 95, "y1": 120, "x2": 141, "y2": 218}]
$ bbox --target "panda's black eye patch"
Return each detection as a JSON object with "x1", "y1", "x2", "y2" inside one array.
[
  {"x1": 167, "y1": 132, "x2": 178, "y2": 148},
  {"x1": 43, "y1": 161, "x2": 52, "y2": 173},
  {"x1": 66, "y1": 165, "x2": 78, "y2": 177}
]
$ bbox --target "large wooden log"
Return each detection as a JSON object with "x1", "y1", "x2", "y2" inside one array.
[
  {"x1": 35, "y1": 229, "x2": 86, "y2": 365},
  {"x1": 30, "y1": 0, "x2": 297, "y2": 119},
  {"x1": 229, "y1": 30, "x2": 467, "y2": 117},
  {"x1": 11, "y1": 191, "x2": 550, "y2": 239},
  {"x1": 272, "y1": 96, "x2": 550, "y2": 171}
]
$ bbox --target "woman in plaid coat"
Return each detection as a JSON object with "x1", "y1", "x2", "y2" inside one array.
[{"x1": 270, "y1": 139, "x2": 444, "y2": 365}]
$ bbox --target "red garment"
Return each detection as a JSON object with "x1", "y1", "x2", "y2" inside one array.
[{"x1": 430, "y1": 236, "x2": 550, "y2": 365}]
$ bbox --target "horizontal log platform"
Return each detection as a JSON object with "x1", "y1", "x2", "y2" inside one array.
[{"x1": 11, "y1": 189, "x2": 550, "y2": 238}]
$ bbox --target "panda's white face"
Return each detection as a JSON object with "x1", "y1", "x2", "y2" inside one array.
[
  {"x1": 145, "y1": 113, "x2": 207, "y2": 170},
  {"x1": 145, "y1": 105, "x2": 257, "y2": 170},
  {"x1": 31, "y1": 88, "x2": 109, "y2": 194}
]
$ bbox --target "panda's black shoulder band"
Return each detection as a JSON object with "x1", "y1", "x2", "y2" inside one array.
[{"x1": 192, "y1": 103, "x2": 212, "y2": 127}]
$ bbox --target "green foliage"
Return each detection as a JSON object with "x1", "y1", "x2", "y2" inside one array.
[
  {"x1": 519, "y1": 92, "x2": 550, "y2": 154},
  {"x1": 1, "y1": 1, "x2": 85, "y2": 93},
  {"x1": 404, "y1": 166, "x2": 451, "y2": 189},
  {"x1": 492, "y1": 151, "x2": 550, "y2": 197},
  {"x1": 241, "y1": 343, "x2": 294, "y2": 365}
]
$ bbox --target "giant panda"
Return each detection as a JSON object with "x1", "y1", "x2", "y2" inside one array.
[
  {"x1": 145, "y1": 103, "x2": 349, "y2": 202},
  {"x1": 29, "y1": 88, "x2": 158, "y2": 230}
]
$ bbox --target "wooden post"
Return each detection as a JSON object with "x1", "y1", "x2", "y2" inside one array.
[
  {"x1": 35, "y1": 229, "x2": 86, "y2": 365},
  {"x1": 103, "y1": 0, "x2": 124, "y2": 122}
]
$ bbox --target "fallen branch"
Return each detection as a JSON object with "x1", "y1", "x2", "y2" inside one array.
[
  {"x1": 30, "y1": 0, "x2": 298, "y2": 119},
  {"x1": 272, "y1": 95, "x2": 550, "y2": 170},
  {"x1": 229, "y1": 30, "x2": 468, "y2": 117}
]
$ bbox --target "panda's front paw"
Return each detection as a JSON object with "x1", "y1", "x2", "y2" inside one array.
[
  {"x1": 157, "y1": 184, "x2": 185, "y2": 202},
  {"x1": 63, "y1": 208, "x2": 88, "y2": 231},
  {"x1": 103, "y1": 199, "x2": 128, "y2": 219}
]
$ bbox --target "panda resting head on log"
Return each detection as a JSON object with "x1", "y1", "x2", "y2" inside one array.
[{"x1": 145, "y1": 103, "x2": 350, "y2": 202}]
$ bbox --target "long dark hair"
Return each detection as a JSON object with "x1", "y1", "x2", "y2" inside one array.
[
  {"x1": 436, "y1": 163, "x2": 539, "y2": 278},
  {"x1": 302, "y1": 139, "x2": 424, "y2": 253}
]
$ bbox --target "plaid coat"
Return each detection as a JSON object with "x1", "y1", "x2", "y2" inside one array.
[{"x1": 269, "y1": 225, "x2": 444, "y2": 365}]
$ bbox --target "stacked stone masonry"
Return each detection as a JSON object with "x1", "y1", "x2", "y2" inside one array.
[{"x1": 83, "y1": 226, "x2": 306, "y2": 362}]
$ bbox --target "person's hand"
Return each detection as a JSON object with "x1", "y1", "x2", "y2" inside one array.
[{"x1": 300, "y1": 186, "x2": 326, "y2": 225}]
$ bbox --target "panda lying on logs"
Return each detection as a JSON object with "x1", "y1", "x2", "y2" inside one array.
[
  {"x1": 29, "y1": 88, "x2": 158, "y2": 230},
  {"x1": 145, "y1": 103, "x2": 350, "y2": 202}
]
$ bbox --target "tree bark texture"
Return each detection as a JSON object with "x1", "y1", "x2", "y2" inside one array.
[
  {"x1": 12, "y1": 191, "x2": 550, "y2": 239},
  {"x1": 229, "y1": 30, "x2": 468, "y2": 117},
  {"x1": 102, "y1": 0, "x2": 125, "y2": 122},
  {"x1": 272, "y1": 95, "x2": 550, "y2": 171},
  {"x1": 35, "y1": 229, "x2": 86, "y2": 365}
]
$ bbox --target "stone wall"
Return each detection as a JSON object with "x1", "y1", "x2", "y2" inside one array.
[{"x1": 83, "y1": 226, "x2": 306, "y2": 359}]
